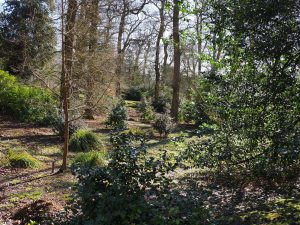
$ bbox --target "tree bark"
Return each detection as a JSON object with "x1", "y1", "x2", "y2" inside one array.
[
  {"x1": 83, "y1": 0, "x2": 99, "y2": 119},
  {"x1": 115, "y1": 7, "x2": 126, "y2": 97},
  {"x1": 154, "y1": 0, "x2": 165, "y2": 103},
  {"x1": 171, "y1": 0, "x2": 181, "y2": 122},
  {"x1": 196, "y1": 6, "x2": 203, "y2": 76},
  {"x1": 61, "y1": 0, "x2": 77, "y2": 171}
]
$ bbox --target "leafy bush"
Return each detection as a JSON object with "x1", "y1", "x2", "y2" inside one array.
[
  {"x1": 0, "y1": 70, "x2": 57, "y2": 125},
  {"x1": 69, "y1": 130, "x2": 102, "y2": 152},
  {"x1": 7, "y1": 150, "x2": 41, "y2": 168},
  {"x1": 66, "y1": 133, "x2": 208, "y2": 225},
  {"x1": 152, "y1": 95, "x2": 172, "y2": 113},
  {"x1": 179, "y1": 99, "x2": 197, "y2": 123},
  {"x1": 138, "y1": 96, "x2": 156, "y2": 122},
  {"x1": 71, "y1": 150, "x2": 107, "y2": 168},
  {"x1": 51, "y1": 116, "x2": 86, "y2": 137},
  {"x1": 105, "y1": 101, "x2": 128, "y2": 130},
  {"x1": 123, "y1": 86, "x2": 148, "y2": 101},
  {"x1": 153, "y1": 113, "x2": 175, "y2": 138}
]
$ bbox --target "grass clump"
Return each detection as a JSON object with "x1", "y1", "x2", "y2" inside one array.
[
  {"x1": 69, "y1": 130, "x2": 102, "y2": 152},
  {"x1": 7, "y1": 150, "x2": 41, "y2": 168},
  {"x1": 71, "y1": 150, "x2": 107, "y2": 168}
]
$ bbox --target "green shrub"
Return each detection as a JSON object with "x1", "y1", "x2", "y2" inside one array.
[
  {"x1": 0, "y1": 70, "x2": 58, "y2": 125},
  {"x1": 152, "y1": 95, "x2": 172, "y2": 113},
  {"x1": 153, "y1": 113, "x2": 175, "y2": 138},
  {"x1": 51, "y1": 116, "x2": 86, "y2": 137},
  {"x1": 71, "y1": 150, "x2": 107, "y2": 168},
  {"x1": 69, "y1": 130, "x2": 102, "y2": 152},
  {"x1": 7, "y1": 150, "x2": 41, "y2": 168},
  {"x1": 138, "y1": 96, "x2": 156, "y2": 122},
  {"x1": 67, "y1": 133, "x2": 209, "y2": 225},
  {"x1": 123, "y1": 86, "x2": 148, "y2": 101},
  {"x1": 105, "y1": 101, "x2": 128, "y2": 130}
]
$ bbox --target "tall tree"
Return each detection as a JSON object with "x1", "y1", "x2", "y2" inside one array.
[
  {"x1": 171, "y1": 0, "x2": 181, "y2": 121},
  {"x1": 61, "y1": 0, "x2": 78, "y2": 171},
  {"x1": 115, "y1": 0, "x2": 148, "y2": 96},
  {"x1": 0, "y1": 0, "x2": 55, "y2": 78},
  {"x1": 154, "y1": 0, "x2": 166, "y2": 103}
]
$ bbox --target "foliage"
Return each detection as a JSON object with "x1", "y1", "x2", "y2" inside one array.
[
  {"x1": 0, "y1": 0, "x2": 55, "y2": 77},
  {"x1": 106, "y1": 101, "x2": 128, "y2": 130},
  {"x1": 138, "y1": 96, "x2": 156, "y2": 122},
  {"x1": 0, "y1": 70, "x2": 57, "y2": 125},
  {"x1": 152, "y1": 95, "x2": 172, "y2": 113},
  {"x1": 179, "y1": 99, "x2": 196, "y2": 123},
  {"x1": 121, "y1": 127, "x2": 154, "y2": 140},
  {"x1": 69, "y1": 130, "x2": 102, "y2": 152},
  {"x1": 153, "y1": 113, "x2": 175, "y2": 138},
  {"x1": 51, "y1": 115, "x2": 86, "y2": 137},
  {"x1": 71, "y1": 150, "x2": 107, "y2": 169},
  {"x1": 123, "y1": 86, "x2": 148, "y2": 101},
  {"x1": 180, "y1": 0, "x2": 300, "y2": 182},
  {"x1": 65, "y1": 133, "x2": 208, "y2": 225},
  {"x1": 7, "y1": 150, "x2": 41, "y2": 169}
]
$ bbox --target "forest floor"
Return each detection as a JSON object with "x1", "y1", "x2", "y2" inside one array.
[{"x1": 0, "y1": 101, "x2": 299, "y2": 225}]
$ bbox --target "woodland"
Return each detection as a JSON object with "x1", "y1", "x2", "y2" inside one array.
[{"x1": 0, "y1": 0, "x2": 299, "y2": 224}]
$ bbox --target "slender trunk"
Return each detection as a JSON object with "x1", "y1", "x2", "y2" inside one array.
[
  {"x1": 115, "y1": 12, "x2": 126, "y2": 96},
  {"x1": 84, "y1": 0, "x2": 99, "y2": 119},
  {"x1": 171, "y1": 0, "x2": 181, "y2": 122},
  {"x1": 196, "y1": 10, "x2": 202, "y2": 76},
  {"x1": 142, "y1": 43, "x2": 150, "y2": 85},
  {"x1": 161, "y1": 39, "x2": 169, "y2": 84},
  {"x1": 154, "y1": 0, "x2": 165, "y2": 103},
  {"x1": 61, "y1": 0, "x2": 77, "y2": 171}
]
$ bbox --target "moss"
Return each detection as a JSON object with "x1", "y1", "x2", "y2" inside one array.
[{"x1": 9, "y1": 189, "x2": 43, "y2": 203}]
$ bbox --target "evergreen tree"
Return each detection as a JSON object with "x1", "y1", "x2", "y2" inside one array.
[{"x1": 0, "y1": 0, "x2": 55, "y2": 78}]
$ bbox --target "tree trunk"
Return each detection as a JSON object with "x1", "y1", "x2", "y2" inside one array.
[
  {"x1": 115, "y1": 12, "x2": 126, "y2": 96},
  {"x1": 83, "y1": 0, "x2": 99, "y2": 119},
  {"x1": 61, "y1": 0, "x2": 77, "y2": 171},
  {"x1": 171, "y1": 0, "x2": 181, "y2": 122},
  {"x1": 154, "y1": 0, "x2": 165, "y2": 103},
  {"x1": 196, "y1": 7, "x2": 203, "y2": 76}
]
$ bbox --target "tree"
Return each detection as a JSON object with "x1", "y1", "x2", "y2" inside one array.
[
  {"x1": 0, "y1": 0, "x2": 55, "y2": 78},
  {"x1": 154, "y1": 0, "x2": 166, "y2": 103},
  {"x1": 187, "y1": 0, "x2": 300, "y2": 179},
  {"x1": 114, "y1": 0, "x2": 148, "y2": 96},
  {"x1": 171, "y1": 0, "x2": 181, "y2": 122},
  {"x1": 60, "y1": 0, "x2": 78, "y2": 171}
]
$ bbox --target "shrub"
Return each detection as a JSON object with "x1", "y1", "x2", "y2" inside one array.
[
  {"x1": 123, "y1": 86, "x2": 148, "y2": 101},
  {"x1": 7, "y1": 150, "x2": 41, "y2": 168},
  {"x1": 105, "y1": 101, "x2": 128, "y2": 130},
  {"x1": 69, "y1": 130, "x2": 102, "y2": 152},
  {"x1": 0, "y1": 70, "x2": 57, "y2": 125},
  {"x1": 138, "y1": 96, "x2": 156, "y2": 122},
  {"x1": 152, "y1": 95, "x2": 172, "y2": 113},
  {"x1": 66, "y1": 133, "x2": 208, "y2": 225},
  {"x1": 143, "y1": 107, "x2": 155, "y2": 122},
  {"x1": 51, "y1": 115, "x2": 86, "y2": 137},
  {"x1": 179, "y1": 99, "x2": 197, "y2": 123},
  {"x1": 153, "y1": 113, "x2": 175, "y2": 138},
  {"x1": 71, "y1": 150, "x2": 107, "y2": 168}
]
